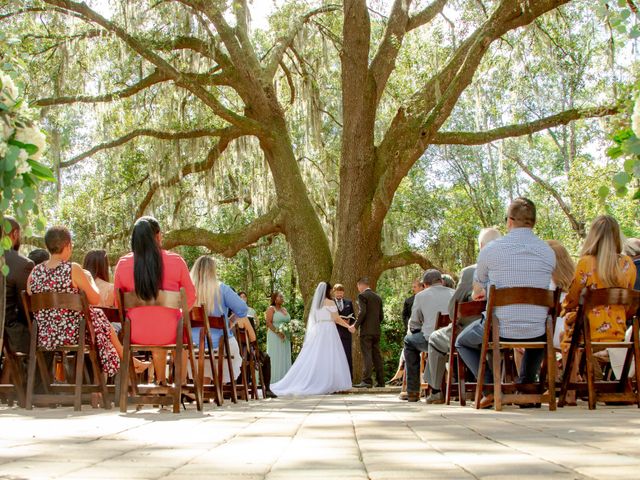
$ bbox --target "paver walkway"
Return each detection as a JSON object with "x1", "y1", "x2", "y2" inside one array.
[{"x1": 1, "y1": 394, "x2": 639, "y2": 479}]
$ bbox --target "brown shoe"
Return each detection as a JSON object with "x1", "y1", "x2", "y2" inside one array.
[
  {"x1": 478, "y1": 394, "x2": 494, "y2": 409},
  {"x1": 407, "y1": 392, "x2": 420, "y2": 402},
  {"x1": 398, "y1": 391, "x2": 408, "y2": 401}
]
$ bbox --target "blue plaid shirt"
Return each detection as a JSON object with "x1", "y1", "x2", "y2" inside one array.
[{"x1": 475, "y1": 228, "x2": 555, "y2": 339}]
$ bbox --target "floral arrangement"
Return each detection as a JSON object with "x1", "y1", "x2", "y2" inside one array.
[
  {"x1": 277, "y1": 318, "x2": 304, "y2": 339},
  {"x1": 0, "y1": 68, "x2": 55, "y2": 274}
]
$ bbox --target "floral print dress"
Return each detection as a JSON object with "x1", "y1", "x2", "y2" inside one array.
[
  {"x1": 29, "y1": 261, "x2": 120, "y2": 377},
  {"x1": 561, "y1": 254, "x2": 637, "y2": 350}
]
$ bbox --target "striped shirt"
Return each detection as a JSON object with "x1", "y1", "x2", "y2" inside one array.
[{"x1": 474, "y1": 228, "x2": 555, "y2": 339}]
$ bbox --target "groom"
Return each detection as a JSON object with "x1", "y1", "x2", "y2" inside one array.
[{"x1": 354, "y1": 277, "x2": 385, "y2": 388}]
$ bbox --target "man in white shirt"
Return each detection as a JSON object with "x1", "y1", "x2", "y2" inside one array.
[{"x1": 402, "y1": 270, "x2": 454, "y2": 402}]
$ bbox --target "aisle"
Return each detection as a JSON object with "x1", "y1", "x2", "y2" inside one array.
[{"x1": 0, "y1": 394, "x2": 638, "y2": 479}]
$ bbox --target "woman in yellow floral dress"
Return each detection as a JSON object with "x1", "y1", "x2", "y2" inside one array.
[{"x1": 561, "y1": 216, "x2": 636, "y2": 401}]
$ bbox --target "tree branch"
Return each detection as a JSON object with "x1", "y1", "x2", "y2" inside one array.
[
  {"x1": 32, "y1": 69, "x2": 165, "y2": 107},
  {"x1": 134, "y1": 127, "x2": 241, "y2": 217},
  {"x1": 406, "y1": 0, "x2": 448, "y2": 31},
  {"x1": 43, "y1": 0, "x2": 261, "y2": 133},
  {"x1": 265, "y1": 4, "x2": 340, "y2": 79},
  {"x1": 431, "y1": 106, "x2": 619, "y2": 146},
  {"x1": 162, "y1": 208, "x2": 283, "y2": 257},
  {"x1": 376, "y1": 250, "x2": 435, "y2": 274},
  {"x1": 373, "y1": 0, "x2": 571, "y2": 231},
  {"x1": 504, "y1": 150, "x2": 585, "y2": 238},
  {"x1": 61, "y1": 127, "x2": 231, "y2": 168},
  {"x1": 368, "y1": 0, "x2": 413, "y2": 104}
]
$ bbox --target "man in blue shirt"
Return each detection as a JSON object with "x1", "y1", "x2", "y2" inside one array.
[{"x1": 455, "y1": 197, "x2": 555, "y2": 408}]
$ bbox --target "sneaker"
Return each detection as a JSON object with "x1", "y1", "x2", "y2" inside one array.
[{"x1": 425, "y1": 391, "x2": 444, "y2": 405}]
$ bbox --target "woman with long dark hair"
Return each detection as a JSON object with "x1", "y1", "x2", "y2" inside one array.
[
  {"x1": 83, "y1": 249, "x2": 114, "y2": 307},
  {"x1": 270, "y1": 282, "x2": 354, "y2": 396},
  {"x1": 113, "y1": 216, "x2": 196, "y2": 385}
]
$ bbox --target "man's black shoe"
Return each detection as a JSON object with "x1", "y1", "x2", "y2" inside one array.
[
  {"x1": 353, "y1": 382, "x2": 373, "y2": 388},
  {"x1": 375, "y1": 384, "x2": 386, "y2": 388}
]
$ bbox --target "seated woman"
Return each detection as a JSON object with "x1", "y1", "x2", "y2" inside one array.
[
  {"x1": 546, "y1": 240, "x2": 575, "y2": 350},
  {"x1": 27, "y1": 226, "x2": 147, "y2": 376},
  {"x1": 113, "y1": 216, "x2": 196, "y2": 385},
  {"x1": 83, "y1": 250, "x2": 114, "y2": 307},
  {"x1": 190, "y1": 256, "x2": 258, "y2": 385},
  {"x1": 561, "y1": 216, "x2": 637, "y2": 401}
]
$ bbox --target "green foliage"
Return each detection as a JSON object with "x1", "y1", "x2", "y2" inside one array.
[{"x1": 0, "y1": 54, "x2": 54, "y2": 272}]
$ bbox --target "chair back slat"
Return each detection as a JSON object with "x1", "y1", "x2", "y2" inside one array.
[
  {"x1": 191, "y1": 305, "x2": 225, "y2": 329},
  {"x1": 27, "y1": 291, "x2": 87, "y2": 312},
  {"x1": 435, "y1": 313, "x2": 451, "y2": 330},
  {"x1": 582, "y1": 288, "x2": 640, "y2": 311},
  {"x1": 456, "y1": 300, "x2": 486, "y2": 319},
  {"x1": 120, "y1": 289, "x2": 183, "y2": 310},
  {"x1": 490, "y1": 286, "x2": 556, "y2": 309}
]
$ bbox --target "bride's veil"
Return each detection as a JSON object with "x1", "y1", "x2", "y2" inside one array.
[{"x1": 303, "y1": 282, "x2": 327, "y2": 346}]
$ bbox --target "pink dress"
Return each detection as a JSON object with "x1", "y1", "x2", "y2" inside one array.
[
  {"x1": 29, "y1": 261, "x2": 120, "y2": 376},
  {"x1": 113, "y1": 250, "x2": 196, "y2": 345}
]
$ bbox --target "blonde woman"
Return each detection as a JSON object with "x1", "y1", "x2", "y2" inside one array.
[
  {"x1": 190, "y1": 256, "x2": 257, "y2": 384},
  {"x1": 546, "y1": 240, "x2": 575, "y2": 349},
  {"x1": 561, "y1": 216, "x2": 636, "y2": 347}
]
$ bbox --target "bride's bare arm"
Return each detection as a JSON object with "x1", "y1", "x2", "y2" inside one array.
[{"x1": 325, "y1": 301, "x2": 353, "y2": 329}]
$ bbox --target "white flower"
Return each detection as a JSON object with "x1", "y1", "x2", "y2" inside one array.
[
  {"x1": 1, "y1": 117, "x2": 14, "y2": 140},
  {"x1": 14, "y1": 125, "x2": 46, "y2": 160},
  {"x1": 15, "y1": 148, "x2": 30, "y2": 175},
  {"x1": 0, "y1": 73, "x2": 19, "y2": 108},
  {"x1": 633, "y1": 95, "x2": 640, "y2": 138},
  {"x1": 0, "y1": 141, "x2": 7, "y2": 158}
]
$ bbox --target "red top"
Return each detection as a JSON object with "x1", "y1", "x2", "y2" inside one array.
[{"x1": 114, "y1": 250, "x2": 196, "y2": 345}]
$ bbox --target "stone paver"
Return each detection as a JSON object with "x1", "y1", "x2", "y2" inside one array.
[{"x1": 0, "y1": 394, "x2": 639, "y2": 479}]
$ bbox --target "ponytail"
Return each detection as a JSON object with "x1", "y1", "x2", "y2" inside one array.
[{"x1": 131, "y1": 216, "x2": 162, "y2": 300}]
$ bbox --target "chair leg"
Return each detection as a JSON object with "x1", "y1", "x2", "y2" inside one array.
[
  {"x1": 26, "y1": 342, "x2": 38, "y2": 411},
  {"x1": 119, "y1": 325, "x2": 131, "y2": 413},
  {"x1": 458, "y1": 357, "x2": 466, "y2": 407},
  {"x1": 546, "y1": 322, "x2": 556, "y2": 411},
  {"x1": 583, "y1": 318, "x2": 596, "y2": 410},
  {"x1": 633, "y1": 318, "x2": 640, "y2": 408},
  {"x1": 475, "y1": 328, "x2": 489, "y2": 409},
  {"x1": 491, "y1": 328, "x2": 502, "y2": 412}
]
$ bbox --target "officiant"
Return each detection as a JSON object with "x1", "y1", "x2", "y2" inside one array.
[{"x1": 333, "y1": 284, "x2": 354, "y2": 378}]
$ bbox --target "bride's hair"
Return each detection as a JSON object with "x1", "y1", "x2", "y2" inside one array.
[{"x1": 324, "y1": 282, "x2": 332, "y2": 299}]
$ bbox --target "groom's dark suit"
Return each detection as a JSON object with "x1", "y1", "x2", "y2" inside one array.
[
  {"x1": 335, "y1": 297, "x2": 354, "y2": 378},
  {"x1": 355, "y1": 288, "x2": 384, "y2": 387}
]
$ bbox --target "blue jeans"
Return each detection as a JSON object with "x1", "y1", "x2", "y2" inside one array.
[
  {"x1": 404, "y1": 331, "x2": 429, "y2": 394},
  {"x1": 455, "y1": 319, "x2": 491, "y2": 382},
  {"x1": 455, "y1": 318, "x2": 545, "y2": 385}
]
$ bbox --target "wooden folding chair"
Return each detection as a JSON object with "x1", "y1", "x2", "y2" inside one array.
[
  {"x1": 558, "y1": 288, "x2": 640, "y2": 410},
  {"x1": 234, "y1": 326, "x2": 256, "y2": 400},
  {"x1": 191, "y1": 305, "x2": 230, "y2": 406},
  {"x1": 446, "y1": 300, "x2": 486, "y2": 406},
  {"x1": 476, "y1": 286, "x2": 560, "y2": 411},
  {"x1": 22, "y1": 291, "x2": 110, "y2": 411},
  {"x1": 117, "y1": 288, "x2": 202, "y2": 413},
  {"x1": 0, "y1": 332, "x2": 27, "y2": 407},
  {"x1": 418, "y1": 313, "x2": 451, "y2": 396}
]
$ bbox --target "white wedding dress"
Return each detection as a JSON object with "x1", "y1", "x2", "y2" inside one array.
[{"x1": 271, "y1": 284, "x2": 352, "y2": 396}]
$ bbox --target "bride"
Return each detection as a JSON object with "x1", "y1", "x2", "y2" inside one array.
[{"x1": 270, "y1": 282, "x2": 355, "y2": 396}]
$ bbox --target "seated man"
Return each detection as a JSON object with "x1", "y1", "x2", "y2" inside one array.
[
  {"x1": 424, "y1": 227, "x2": 501, "y2": 404},
  {"x1": 3, "y1": 217, "x2": 34, "y2": 355},
  {"x1": 402, "y1": 269, "x2": 454, "y2": 402},
  {"x1": 455, "y1": 197, "x2": 555, "y2": 408}
]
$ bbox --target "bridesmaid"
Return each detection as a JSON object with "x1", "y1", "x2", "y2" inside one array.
[{"x1": 266, "y1": 291, "x2": 292, "y2": 383}]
